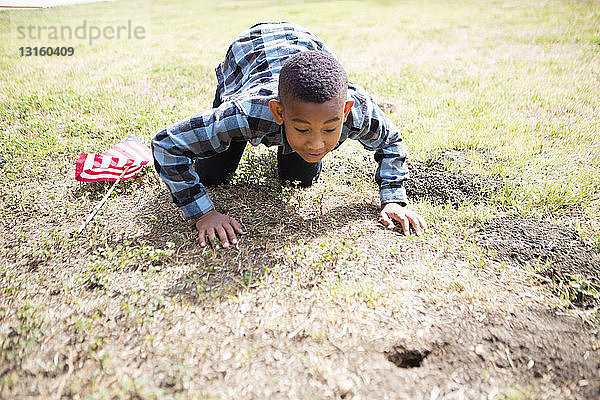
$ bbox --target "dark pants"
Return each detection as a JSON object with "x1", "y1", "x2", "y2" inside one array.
[{"x1": 194, "y1": 90, "x2": 322, "y2": 187}]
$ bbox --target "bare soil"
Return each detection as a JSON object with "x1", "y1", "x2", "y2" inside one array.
[
  {"x1": 475, "y1": 216, "x2": 600, "y2": 280},
  {"x1": 383, "y1": 307, "x2": 600, "y2": 399},
  {"x1": 406, "y1": 156, "x2": 503, "y2": 207},
  {"x1": 405, "y1": 152, "x2": 600, "y2": 308},
  {"x1": 476, "y1": 216, "x2": 600, "y2": 306}
]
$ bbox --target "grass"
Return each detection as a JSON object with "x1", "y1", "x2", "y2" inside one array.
[{"x1": 1, "y1": 0, "x2": 600, "y2": 398}]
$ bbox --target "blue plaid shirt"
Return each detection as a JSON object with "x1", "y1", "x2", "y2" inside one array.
[{"x1": 152, "y1": 22, "x2": 409, "y2": 220}]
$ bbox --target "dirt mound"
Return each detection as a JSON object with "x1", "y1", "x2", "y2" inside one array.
[
  {"x1": 476, "y1": 216, "x2": 600, "y2": 279},
  {"x1": 384, "y1": 308, "x2": 600, "y2": 398},
  {"x1": 476, "y1": 216, "x2": 600, "y2": 304},
  {"x1": 405, "y1": 159, "x2": 502, "y2": 207}
]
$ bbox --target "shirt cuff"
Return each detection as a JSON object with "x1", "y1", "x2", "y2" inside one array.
[
  {"x1": 380, "y1": 186, "x2": 408, "y2": 207},
  {"x1": 180, "y1": 194, "x2": 215, "y2": 220}
]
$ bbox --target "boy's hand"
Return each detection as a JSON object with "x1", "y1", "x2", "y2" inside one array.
[
  {"x1": 378, "y1": 203, "x2": 427, "y2": 236},
  {"x1": 195, "y1": 210, "x2": 244, "y2": 248}
]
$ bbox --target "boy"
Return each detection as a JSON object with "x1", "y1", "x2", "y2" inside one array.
[{"x1": 152, "y1": 22, "x2": 426, "y2": 249}]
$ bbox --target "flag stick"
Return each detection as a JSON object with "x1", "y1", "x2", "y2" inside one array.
[{"x1": 77, "y1": 166, "x2": 130, "y2": 234}]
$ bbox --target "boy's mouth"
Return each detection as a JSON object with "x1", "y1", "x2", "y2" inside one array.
[{"x1": 305, "y1": 151, "x2": 325, "y2": 161}]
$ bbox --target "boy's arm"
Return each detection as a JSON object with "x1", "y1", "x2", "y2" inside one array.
[
  {"x1": 349, "y1": 85, "x2": 426, "y2": 235},
  {"x1": 151, "y1": 102, "x2": 249, "y2": 245}
]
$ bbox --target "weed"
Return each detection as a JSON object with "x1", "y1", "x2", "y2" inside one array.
[
  {"x1": 0, "y1": 303, "x2": 47, "y2": 369},
  {"x1": 556, "y1": 274, "x2": 600, "y2": 307}
]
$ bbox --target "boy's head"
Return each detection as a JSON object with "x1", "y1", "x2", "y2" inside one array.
[{"x1": 269, "y1": 50, "x2": 354, "y2": 163}]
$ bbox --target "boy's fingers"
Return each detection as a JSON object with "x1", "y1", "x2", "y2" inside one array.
[
  {"x1": 417, "y1": 217, "x2": 427, "y2": 231},
  {"x1": 405, "y1": 212, "x2": 423, "y2": 235},
  {"x1": 380, "y1": 208, "x2": 427, "y2": 236},
  {"x1": 399, "y1": 216, "x2": 410, "y2": 235},
  {"x1": 230, "y1": 217, "x2": 244, "y2": 234},
  {"x1": 379, "y1": 212, "x2": 392, "y2": 224},
  {"x1": 206, "y1": 228, "x2": 217, "y2": 246},
  {"x1": 418, "y1": 215, "x2": 427, "y2": 231},
  {"x1": 198, "y1": 230, "x2": 207, "y2": 247},
  {"x1": 223, "y1": 223, "x2": 238, "y2": 245},
  {"x1": 215, "y1": 226, "x2": 229, "y2": 248},
  {"x1": 379, "y1": 213, "x2": 394, "y2": 229},
  {"x1": 411, "y1": 218, "x2": 423, "y2": 236}
]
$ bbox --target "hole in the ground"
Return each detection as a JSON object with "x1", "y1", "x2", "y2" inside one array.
[{"x1": 385, "y1": 345, "x2": 431, "y2": 368}]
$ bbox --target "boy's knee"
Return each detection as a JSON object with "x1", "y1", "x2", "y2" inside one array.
[
  {"x1": 199, "y1": 175, "x2": 229, "y2": 187},
  {"x1": 194, "y1": 162, "x2": 232, "y2": 186}
]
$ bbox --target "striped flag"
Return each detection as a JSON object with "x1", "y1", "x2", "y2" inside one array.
[{"x1": 75, "y1": 136, "x2": 152, "y2": 182}]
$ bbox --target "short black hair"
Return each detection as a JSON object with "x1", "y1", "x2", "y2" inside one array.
[{"x1": 279, "y1": 50, "x2": 348, "y2": 106}]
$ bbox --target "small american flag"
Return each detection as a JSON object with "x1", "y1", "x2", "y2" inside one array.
[{"x1": 75, "y1": 136, "x2": 152, "y2": 182}]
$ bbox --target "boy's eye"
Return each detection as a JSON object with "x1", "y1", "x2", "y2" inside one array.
[
  {"x1": 324, "y1": 128, "x2": 336, "y2": 133},
  {"x1": 295, "y1": 128, "x2": 309, "y2": 133}
]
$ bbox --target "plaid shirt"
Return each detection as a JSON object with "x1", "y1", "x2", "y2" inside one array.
[{"x1": 152, "y1": 22, "x2": 409, "y2": 220}]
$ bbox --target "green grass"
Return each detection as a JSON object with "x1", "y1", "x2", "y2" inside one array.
[{"x1": 1, "y1": 0, "x2": 600, "y2": 398}]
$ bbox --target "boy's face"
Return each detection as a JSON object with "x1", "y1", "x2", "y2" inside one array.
[{"x1": 269, "y1": 97, "x2": 354, "y2": 163}]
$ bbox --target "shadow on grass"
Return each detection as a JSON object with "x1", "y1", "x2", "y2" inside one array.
[
  {"x1": 150, "y1": 184, "x2": 378, "y2": 303},
  {"x1": 80, "y1": 148, "x2": 510, "y2": 301},
  {"x1": 114, "y1": 150, "x2": 380, "y2": 303},
  {"x1": 84, "y1": 147, "x2": 510, "y2": 302}
]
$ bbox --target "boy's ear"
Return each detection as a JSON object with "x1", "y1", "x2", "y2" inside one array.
[
  {"x1": 269, "y1": 99, "x2": 284, "y2": 125},
  {"x1": 343, "y1": 100, "x2": 354, "y2": 120}
]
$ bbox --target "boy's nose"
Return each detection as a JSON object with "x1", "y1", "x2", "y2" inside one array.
[{"x1": 306, "y1": 136, "x2": 325, "y2": 151}]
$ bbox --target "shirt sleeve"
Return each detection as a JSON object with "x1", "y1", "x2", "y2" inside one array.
[
  {"x1": 151, "y1": 101, "x2": 250, "y2": 220},
  {"x1": 347, "y1": 85, "x2": 409, "y2": 207}
]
